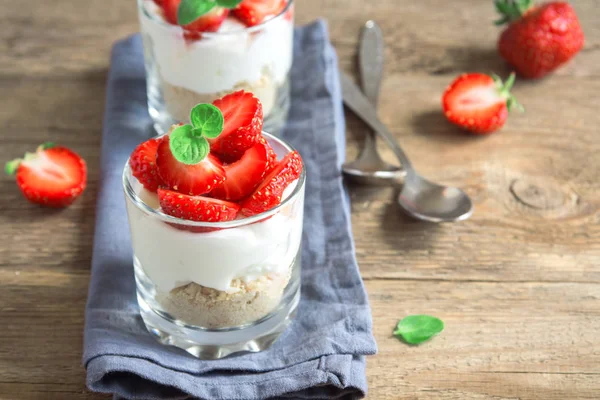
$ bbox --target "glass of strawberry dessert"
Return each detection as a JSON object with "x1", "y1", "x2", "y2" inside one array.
[
  {"x1": 138, "y1": 0, "x2": 294, "y2": 135},
  {"x1": 123, "y1": 91, "x2": 305, "y2": 358}
]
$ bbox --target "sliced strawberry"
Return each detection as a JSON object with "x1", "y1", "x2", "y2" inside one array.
[
  {"x1": 442, "y1": 73, "x2": 521, "y2": 134},
  {"x1": 156, "y1": 136, "x2": 226, "y2": 196},
  {"x1": 162, "y1": 0, "x2": 228, "y2": 39},
  {"x1": 210, "y1": 90, "x2": 263, "y2": 159},
  {"x1": 233, "y1": 0, "x2": 287, "y2": 26},
  {"x1": 210, "y1": 141, "x2": 269, "y2": 201},
  {"x1": 261, "y1": 136, "x2": 279, "y2": 175},
  {"x1": 240, "y1": 150, "x2": 302, "y2": 216},
  {"x1": 161, "y1": 0, "x2": 180, "y2": 24},
  {"x1": 6, "y1": 144, "x2": 87, "y2": 208},
  {"x1": 158, "y1": 188, "x2": 240, "y2": 222},
  {"x1": 129, "y1": 138, "x2": 163, "y2": 192}
]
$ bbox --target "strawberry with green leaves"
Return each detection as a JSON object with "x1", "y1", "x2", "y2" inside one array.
[
  {"x1": 495, "y1": 0, "x2": 584, "y2": 79},
  {"x1": 156, "y1": 104, "x2": 227, "y2": 196},
  {"x1": 5, "y1": 143, "x2": 87, "y2": 208},
  {"x1": 159, "y1": 0, "x2": 244, "y2": 39},
  {"x1": 442, "y1": 72, "x2": 523, "y2": 134}
]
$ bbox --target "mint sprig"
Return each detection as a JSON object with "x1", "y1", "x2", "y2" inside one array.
[
  {"x1": 177, "y1": 0, "x2": 244, "y2": 25},
  {"x1": 169, "y1": 104, "x2": 223, "y2": 165},
  {"x1": 393, "y1": 315, "x2": 444, "y2": 345}
]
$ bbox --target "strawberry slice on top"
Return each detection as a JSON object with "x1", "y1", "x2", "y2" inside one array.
[
  {"x1": 241, "y1": 150, "x2": 302, "y2": 216},
  {"x1": 233, "y1": 0, "x2": 287, "y2": 26},
  {"x1": 161, "y1": 0, "x2": 229, "y2": 39},
  {"x1": 129, "y1": 138, "x2": 164, "y2": 192},
  {"x1": 156, "y1": 136, "x2": 226, "y2": 196},
  {"x1": 158, "y1": 188, "x2": 240, "y2": 222},
  {"x1": 442, "y1": 72, "x2": 522, "y2": 134},
  {"x1": 5, "y1": 143, "x2": 87, "y2": 208},
  {"x1": 210, "y1": 140, "x2": 269, "y2": 201},
  {"x1": 210, "y1": 90, "x2": 263, "y2": 160}
]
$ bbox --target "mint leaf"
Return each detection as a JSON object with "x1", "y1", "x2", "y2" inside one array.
[
  {"x1": 177, "y1": 0, "x2": 217, "y2": 25},
  {"x1": 393, "y1": 315, "x2": 444, "y2": 345},
  {"x1": 169, "y1": 125, "x2": 210, "y2": 164},
  {"x1": 216, "y1": 0, "x2": 243, "y2": 8},
  {"x1": 189, "y1": 104, "x2": 224, "y2": 139}
]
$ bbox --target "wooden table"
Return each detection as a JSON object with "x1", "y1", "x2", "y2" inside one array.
[{"x1": 1, "y1": 1, "x2": 598, "y2": 399}]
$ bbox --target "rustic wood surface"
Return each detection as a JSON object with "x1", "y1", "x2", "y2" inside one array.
[{"x1": 1, "y1": 0, "x2": 599, "y2": 399}]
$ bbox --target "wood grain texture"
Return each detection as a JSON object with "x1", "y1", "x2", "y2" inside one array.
[{"x1": 0, "y1": 0, "x2": 598, "y2": 399}]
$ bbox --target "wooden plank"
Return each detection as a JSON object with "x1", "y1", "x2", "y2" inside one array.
[{"x1": 0, "y1": 276, "x2": 599, "y2": 399}]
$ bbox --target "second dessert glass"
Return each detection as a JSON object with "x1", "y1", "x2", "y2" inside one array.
[
  {"x1": 123, "y1": 133, "x2": 305, "y2": 359},
  {"x1": 138, "y1": 0, "x2": 295, "y2": 135}
]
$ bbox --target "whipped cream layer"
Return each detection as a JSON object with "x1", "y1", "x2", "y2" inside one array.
[
  {"x1": 126, "y1": 180, "x2": 303, "y2": 293},
  {"x1": 139, "y1": 0, "x2": 294, "y2": 94}
]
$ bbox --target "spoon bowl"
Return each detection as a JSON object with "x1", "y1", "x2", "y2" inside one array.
[{"x1": 398, "y1": 175, "x2": 473, "y2": 222}]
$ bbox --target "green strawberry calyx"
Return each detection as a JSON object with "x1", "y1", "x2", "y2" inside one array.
[
  {"x1": 494, "y1": 0, "x2": 534, "y2": 26},
  {"x1": 493, "y1": 72, "x2": 524, "y2": 112},
  {"x1": 4, "y1": 142, "x2": 55, "y2": 176}
]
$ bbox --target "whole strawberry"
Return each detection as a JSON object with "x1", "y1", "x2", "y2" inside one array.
[{"x1": 495, "y1": 0, "x2": 584, "y2": 79}]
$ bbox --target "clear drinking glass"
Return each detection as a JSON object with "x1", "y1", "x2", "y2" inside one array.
[
  {"x1": 137, "y1": 0, "x2": 295, "y2": 135},
  {"x1": 123, "y1": 133, "x2": 305, "y2": 359}
]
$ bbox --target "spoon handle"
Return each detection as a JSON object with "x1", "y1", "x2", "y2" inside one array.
[
  {"x1": 359, "y1": 21, "x2": 384, "y2": 106},
  {"x1": 340, "y1": 71, "x2": 414, "y2": 173}
]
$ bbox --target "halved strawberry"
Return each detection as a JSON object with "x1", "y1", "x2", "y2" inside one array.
[
  {"x1": 233, "y1": 0, "x2": 287, "y2": 26},
  {"x1": 442, "y1": 73, "x2": 522, "y2": 134},
  {"x1": 162, "y1": 0, "x2": 228, "y2": 39},
  {"x1": 156, "y1": 136, "x2": 226, "y2": 195},
  {"x1": 240, "y1": 150, "x2": 302, "y2": 216},
  {"x1": 210, "y1": 90, "x2": 263, "y2": 159},
  {"x1": 210, "y1": 140, "x2": 269, "y2": 201},
  {"x1": 5, "y1": 143, "x2": 87, "y2": 208},
  {"x1": 158, "y1": 188, "x2": 240, "y2": 222},
  {"x1": 129, "y1": 138, "x2": 163, "y2": 192}
]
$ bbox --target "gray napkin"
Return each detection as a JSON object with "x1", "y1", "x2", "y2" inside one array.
[{"x1": 83, "y1": 20, "x2": 377, "y2": 400}]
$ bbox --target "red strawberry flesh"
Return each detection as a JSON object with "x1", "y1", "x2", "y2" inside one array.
[
  {"x1": 156, "y1": 136, "x2": 226, "y2": 196},
  {"x1": 442, "y1": 73, "x2": 509, "y2": 134},
  {"x1": 240, "y1": 150, "x2": 302, "y2": 216},
  {"x1": 233, "y1": 0, "x2": 287, "y2": 26},
  {"x1": 161, "y1": 0, "x2": 228, "y2": 38},
  {"x1": 129, "y1": 138, "x2": 163, "y2": 192},
  {"x1": 210, "y1": 90, "x2": 263, "y2": 159},
  {"x1": 158, "y1": 188, "x2": 240, "y2": 222},
  {"x1": 15, "y1": 146, "x2": 87, "y2": 208},
  {"x1": 210, "y1": 140, "x2": 269, "y2": 201}
]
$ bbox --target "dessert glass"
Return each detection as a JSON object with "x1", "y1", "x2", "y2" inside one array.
[
  {"x1": 137, "y1": 0, "x2": 295, "y2": 135},
  {"x1": 123, "y1": 133, "x2": 305, "y2": 359}
]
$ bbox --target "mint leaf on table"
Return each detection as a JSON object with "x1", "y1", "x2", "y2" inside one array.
[
  {"x1": 168, "y1": 103, "x2": 224, "y2": 164},
  {"x1": 177, "y1": 0, "x2": 217, "y2": 25},
  {"x1": 393, "y1": 315, "x2": 444, "y2": 345}
]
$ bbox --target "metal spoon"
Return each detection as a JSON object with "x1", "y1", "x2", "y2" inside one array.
[
  {"x1": 342, "y1": 21, "x2": 404, "y2": 184},
  {"x1": 340, "y1": 72, "x2": 473, "y2": 222}
]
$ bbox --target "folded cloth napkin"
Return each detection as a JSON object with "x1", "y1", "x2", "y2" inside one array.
[{"x1": 83, "y1": 20, "x2": 377, "y2": 400}]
